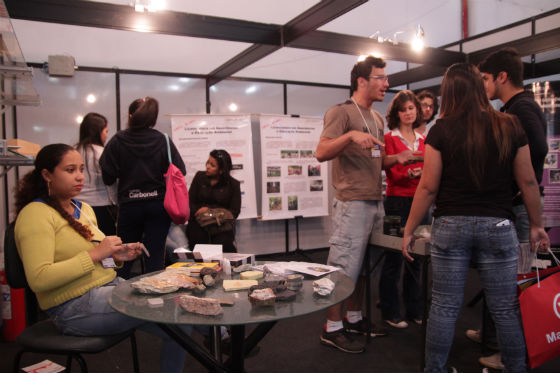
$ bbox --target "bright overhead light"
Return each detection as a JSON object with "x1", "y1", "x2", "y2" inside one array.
[
  {"x1": 86, "y1": 94, "x2": 96, "y2": 103},
  {"x1": 357, "y1": 55, "x2": 367, "y2": 62},
  {"x1": 228, "y1": 103, "x2": 238, "y2": 112},
  {"x1": 179, "y1": 77, "x2": 190, "y2": 83},
  {"x1": 76, "y1": 115, "x2": 84, "y2": 124},
  {"x1": 132, "y1": 0, "x2": 165, "y2": 12},
  {"x1": 245, "y1": 85, "x2": 257, "y2": 94},
  {"x1": 168, "y1": 84, "x2": 179, "y2": 91},
  {"x1": 412, "y1": 24, "x2": 425, "y2": 52},
  {"x1": 412, "y1": 37, "x2": 424, "y2": 52}
]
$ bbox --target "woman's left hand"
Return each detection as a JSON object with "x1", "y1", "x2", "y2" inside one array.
[
  {"x1": 401, "y1": 233, "x2": 416, "y2": 262},
  {"x1": 112, "y1": 242, "x2": 143, "y2": 261}
]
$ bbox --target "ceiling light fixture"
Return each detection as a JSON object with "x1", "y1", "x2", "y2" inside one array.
[
  {"x1": 130, "y1": 0, "x2": 165, "y2": 13},
  {"x1": 368, "y1": 24, "x2": 425, "y2": 53}
]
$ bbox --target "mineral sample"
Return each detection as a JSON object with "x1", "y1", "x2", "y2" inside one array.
[
  {"x1": 200, "y1": 267, "x2": 218, "y2": 278},
  {"x1": 179, "y1": 295, "x2": 223, "y2": 316},
  {"x1": 248, "y1": 288, "x2": 276, "y2": 306},
  {"x1": 202, "y1": 275, "x2": 215, "y2": 287}
]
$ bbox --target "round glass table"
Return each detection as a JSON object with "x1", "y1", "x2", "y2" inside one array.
[{"x1": 109, "y1": 267, "x2": 354, "y2": 372}]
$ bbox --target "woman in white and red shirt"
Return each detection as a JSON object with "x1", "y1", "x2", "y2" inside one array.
[{"x1": 379, "y1": 90, "x2": 426, "y2": 329}]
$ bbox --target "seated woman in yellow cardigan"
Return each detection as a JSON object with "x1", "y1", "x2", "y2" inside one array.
[{"x1": 14, "y1": 143, "x2": 189, "y2": 373}]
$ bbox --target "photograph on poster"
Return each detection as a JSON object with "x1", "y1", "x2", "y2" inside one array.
[
  {"x1": 281, "y1": 150, "x2": 299, "y2": 159},
  {"x1": 269, "y1": 197, "x2": 282, "y2": 210},
  {"x1": 260, "y1": 115, "x2": 329, "y2": 220},
  {"x1": 288, "y1": 196, "x2": 298, "y2": 210},
  {"x1": 267, "y1": 166, "x2": 281, "y2": 177},
  {"x1": 308, "y1": 164, "x2": 321, "y2": 177},
  {"x1": 267, "y1": 181, "x2": 281, "y2": 193},
  {"x1": 544, "y1": 153, "x2": 558, "y2": 169},
  {"x1": 300, "y1": 150, "x2": 314, "y2": 158},
  {"x1": 549, "y1": 139, "x2": 560, "y2": 152},
  {"x1": 288, "y1": 165, "x2": 303, "y2": 176},
  {"x1": 550, "y1": 169, "x2": 560, "y2": 183},
  {"x1": 310, "y1": 180, "x2": 323, "y2": 191}
]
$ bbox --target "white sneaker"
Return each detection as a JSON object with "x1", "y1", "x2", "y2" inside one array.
[{"x1": 384, "y1": 318, "x2": 409, "y2": 328}]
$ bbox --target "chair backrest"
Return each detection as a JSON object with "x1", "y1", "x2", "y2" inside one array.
[{"x1": 4, "y1": 221, "x2": 30, "y2": 289}]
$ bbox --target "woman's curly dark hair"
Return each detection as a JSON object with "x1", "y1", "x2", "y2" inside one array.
[{"x1": 15, "y1": 144, "x2": 93, "y2": 240}]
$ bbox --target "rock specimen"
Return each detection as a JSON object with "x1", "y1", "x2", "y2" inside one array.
[
  {"x1": 192, "y1": 284, "x2": 206, "y2": 295},
  {"x1": 248, "y1": 288, "x2": 276, "y2": 306},
  {"x1": 240, "y1": 270, "x2": 263, "y2": 280},
  {"x1": 222, "y1": 279, "x2": 259, "y2": 291},
  {"x1": 179, "y1": 295, "x2": 223, "y2": 316},
  {"x1": 232, "y1": 263, "x2": 253, "y2": 273},
  {"x1": 200, "y1": 267, "x2": 218, "y2": 278},
  {"x1": 202, "y1": 275, "x2": 215, "y2": 287},
  {"x1": 286, "y1": 274, "x2": 304, "y2": 291},
  {"x1": 131, "y1": 268, "x2": 199, "y2": 294},
  {"x1": 262, "y1": 274, "x2": 286, "y2": 287}
]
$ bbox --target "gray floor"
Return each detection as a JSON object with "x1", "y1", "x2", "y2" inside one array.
[{"x1": 2, "y1": 248, "x2": 559, "y2": 373}]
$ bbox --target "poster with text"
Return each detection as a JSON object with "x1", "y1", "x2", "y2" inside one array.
[
  {"x1": 260, "y1": 115, "x2": 328, "y2": 220},
  {"x1": 532, "y1": 80, "x2": 560, "y2": 245},
  {"x1": 169, "y1": 114, "x2": 257, "y2": 219}
]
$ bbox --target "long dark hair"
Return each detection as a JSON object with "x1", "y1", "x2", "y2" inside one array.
[
  {"x1": 15, "y1": 144, "x2": 93, "y2": 240},
  {"x1": 386, "y1": 90, "x2": 422, "y2": 130},
  {"x1": 76, "y1": 112, "x2": 107, "y2": 180},
  {"x1": 439, "y1": 63, "x2": 518, "y2": 188},
  {"x1": 128, "y1": 96, "x2": 158, "y2": 129},
  {"x1": 210, "y1": 149, "x2": 233, "y2": 182}
]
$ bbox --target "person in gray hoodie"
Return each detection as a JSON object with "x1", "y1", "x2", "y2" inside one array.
[{"x1": 100, "y1": 96, "x2": 185, "y2": 278}]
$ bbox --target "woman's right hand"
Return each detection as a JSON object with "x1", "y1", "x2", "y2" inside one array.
[
  {"x1": 89, "y1": 236, "x2": 122, "y2": 263},
  {"x1": 195, "y1": 207, "x2": 209, "y2": 216}
]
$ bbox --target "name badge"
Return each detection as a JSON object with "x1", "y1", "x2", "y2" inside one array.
[
  {"x1": 371, "y1": 144, "x2": 381, "y2": 158},
  {"x1": 101, "y1": 257, "x2": 116, "y2": 268}
]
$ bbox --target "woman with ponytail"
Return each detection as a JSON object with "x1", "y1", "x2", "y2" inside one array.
[
  {"x1": 14, "y1": 144, "x2": 189, "y2": 373},
  {"x1": 100, "y1": 97, "x2": 186, "y2": 278}
]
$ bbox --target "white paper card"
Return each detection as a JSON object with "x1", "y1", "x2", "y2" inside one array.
[{"x1": 22, "y1": 360, "x2": 65, "y2": 373}]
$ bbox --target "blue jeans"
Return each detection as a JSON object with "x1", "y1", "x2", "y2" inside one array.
[
  {"x1": 46, "y1": 278, "x2": 191, "y2": 373},
  {"x1": 379, "y1": 196, "x2": 423, "y2": 320},
  {"x1": 426, "y1": 216, "x2": 526, "y2": 373}
]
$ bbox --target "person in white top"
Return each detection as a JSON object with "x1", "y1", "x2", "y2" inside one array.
[{"x1": 76, "y1": 113, "x2": 117, "y2": 235}]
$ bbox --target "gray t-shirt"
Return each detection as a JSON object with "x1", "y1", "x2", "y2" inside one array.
[{"x1": 321, "y1": 99, "x2": 384, "y2": 201}]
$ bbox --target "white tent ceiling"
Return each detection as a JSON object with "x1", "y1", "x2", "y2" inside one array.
[{"x1": 8, "y1": 0, "x2": 560, "y2": 88}]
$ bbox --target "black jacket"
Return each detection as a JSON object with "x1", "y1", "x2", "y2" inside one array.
[
  {"x1": 188, "y1": 171, "x2": 241, "y2": 220},
  {"x1": 100, "y1": 128, "x2": 186, "y2": 204},
  {"x1": 501, "y1": 91, "x2": 548, "y2": 204}
]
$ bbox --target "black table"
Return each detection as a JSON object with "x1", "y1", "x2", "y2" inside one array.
[{"x1": 109, "y1": 266, "x2": 354, "y2": 372}]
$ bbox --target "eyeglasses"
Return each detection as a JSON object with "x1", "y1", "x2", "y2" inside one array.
[
  {"x1": 368, "y1": 75, "x2": 389, "y2": 82},
  {"x1": 421, "y1": 103, "x2": 434, "y2": 109}
]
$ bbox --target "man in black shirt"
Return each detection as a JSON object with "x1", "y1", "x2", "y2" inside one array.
[{"x1": 466, "y1": 47, "x2": 548, "y2": 370}]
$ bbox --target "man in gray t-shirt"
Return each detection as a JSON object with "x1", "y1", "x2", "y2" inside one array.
[{"x1": 316, "y1": 56, "x2": 416, "y2": 353}]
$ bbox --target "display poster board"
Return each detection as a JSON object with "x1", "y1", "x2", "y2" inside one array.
[
  {"x1": 169, "y1": 114, "x2": 257, "y2": 219},
  {"x1": 532, "y1": 80, "x2": 560, "y2": 245},
  {"x1": 259, "y1": 114, "x2": 328, "y2": 220}
]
